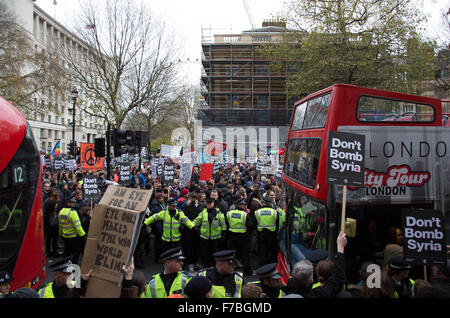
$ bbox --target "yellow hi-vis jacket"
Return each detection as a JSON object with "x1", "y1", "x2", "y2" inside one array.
[
  {"x1": 144, "y1": 209, "x2": 194, "y2": 242},
  {"x1": 58, "y1": 208, "x2": 85, "y2": 238}
]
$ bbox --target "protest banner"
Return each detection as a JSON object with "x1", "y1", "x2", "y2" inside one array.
[
  {"x1": 83, "y1": 175, "x2": 100, "y2": 201},
  {"x1": 81, "y1": 186, "x2": 152, "y2": 298},
  {"x1": 199, "y1": 163, "x2": 214, "y2": 182},
  {"x1": 326, "y1": 131, "x2": 365, "y2": 233},
  {"x1": 160, "y1": 144, "x2": 182, "y2": 158},
  {"x1": 80, "y1": 143, "x2": 104, "y2": 172},
  {"x1": 179, "y1": 162, "x2": 194, "y2": 188},
  {"x1": 118, "y1": 163, "x2": 131, "y2": 186},
  {"x1": 402, "y1": 209, "x2": 446, "y2": 266},
  {"x1": 162, "y1": 159, "x2": 175, "y2": 187},
  {"x1": 157, "y1": 157, "x2": 164, "y2": 178},
  {"x1": 53, "y1": 156, "x2": 63, "y2": 171}
]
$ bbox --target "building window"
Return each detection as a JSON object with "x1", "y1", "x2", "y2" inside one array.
[
  {"x1": 62, "y1": 131, "x2": 65, "y2": 139},
  {"x1": 48, "y1": 115, "x2": 51, "y2": 123},
  {"x1": 48, "y1": 130, "x2": 52, "y2": 138},
  {"x1": 257, "y1": 95, "x2": 268, "y2": 107}
]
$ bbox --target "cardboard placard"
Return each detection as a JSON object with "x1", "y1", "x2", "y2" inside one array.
[
  {"x1": 402, "y1": 209, "x2": 447, "y2": 266},
  {"x1": 81, "y1": 186, "x2": 152, "y2": 298}
]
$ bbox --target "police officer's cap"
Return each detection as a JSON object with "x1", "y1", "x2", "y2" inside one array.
[
  {"x1": 48, "y1": 256, "x2": 73, "y2": 273},
  {"x1": 213, "y1": 250, "x2": 237, "y2": 263},
  {"x1": 234, "y1": 198, "x2": 246, "y2": 206},
  {"x1": 160, "y1": 247, "x2": 186, "y2": 262},
  {"x1": 0, "y1": 271, "x2": 14, "y2": 284},
  {"x1": 205, "y1": 197, "x2": 215, "y2": 203},
  {"x1": 262, "y1": 196, "x2": 272, "y2": 204},
  {"x1": 67, "y1": 196, "x2": 76, "y2": 204},
  {"x1": 255, "y1": 263, "x2": 282, "y2": 279},
  {"x1": 306, "y1": 249, "x2": 328, "y2": 264},
  {"x1": 388, "y1": 256, "x2": 411, "y2": 270},
  {"x1": 166, "y1": 198, "x2": 177, "y2": 205}
]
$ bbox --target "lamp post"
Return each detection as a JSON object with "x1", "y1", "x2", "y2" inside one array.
[{"x1": 71, "y1": 89, "x2": 78, "y2": 157}]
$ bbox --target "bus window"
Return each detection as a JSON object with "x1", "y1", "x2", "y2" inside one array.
[
  {"x1": 303, "y1": 93, "x2": 331, "y2": 129},
  {"x1": 291, "y1": 93, "x2": 331, "y2": 130},
  {"x1": 357, "y1": 95, "x2": 435, "y2": 123},
  {"x1": 281, "y1": 192, "x2": 327, "y2": 266},
  {"x1": 284, "y1": 138, "x2": 321, "y2": 188},
  {"x1": 291, "y1": 101, "x2": 307, "y2": 131}
]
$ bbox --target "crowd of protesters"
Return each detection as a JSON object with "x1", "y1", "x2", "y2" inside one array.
[{"x1": 2, "y1": 156, "x2": 448, "y2": 299}]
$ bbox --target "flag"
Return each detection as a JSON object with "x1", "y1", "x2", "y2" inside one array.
[
  {"x1": 52, "y1": 140, "x2": 61, "y2": 158},
  {"x1": 53, "y1": 0, "x2": 57, "y2": 5},
  {"x1": 86, "y1": 24, "x2": 96, "y2": 30}
]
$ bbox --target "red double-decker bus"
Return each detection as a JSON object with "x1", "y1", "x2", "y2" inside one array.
[
  {"x1": 0, "y1": 97, "x2": 46, "y2": 291},
  {"x1": 280, "y1": 84, "x2": 449, "y2": 281}
]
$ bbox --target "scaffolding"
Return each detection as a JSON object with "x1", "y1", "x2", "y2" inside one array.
[{"x1": 200, "y1": 21, "x2": 293, "y2": 126}]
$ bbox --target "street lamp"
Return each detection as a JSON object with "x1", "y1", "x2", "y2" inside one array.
[{"x1": 71, "y1": 89, "x2": 78, "y2": 157}]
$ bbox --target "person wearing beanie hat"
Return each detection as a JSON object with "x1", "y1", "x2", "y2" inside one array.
[{"x1": 184, "y1": 276, "x2": 213, "y2": 298}]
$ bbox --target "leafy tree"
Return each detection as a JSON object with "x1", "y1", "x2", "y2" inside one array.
[{"x1": 263, "y1": 0, "x2": 438, "y2": 97}]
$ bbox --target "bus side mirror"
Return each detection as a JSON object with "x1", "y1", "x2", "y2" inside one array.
[{"x1": 344, "y1": 218, "x2": 357, "y2": 238}]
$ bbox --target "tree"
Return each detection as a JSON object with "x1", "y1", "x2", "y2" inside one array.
[
  {"x1": 0, "y1": 3, "x2": 69, "y2": 115},
  {"x1": 56, "y1": 0, "x2": 181, "y2": 128},
  {"x1": 262, "y1": 0, "x2": 438, "y2": 97}
]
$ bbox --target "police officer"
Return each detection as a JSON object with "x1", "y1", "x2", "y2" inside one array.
[
  {"x1": 58, "y1": 196, "x2": 86, "y2": 264},
  {"x1": 192, "y1": 197, "x2": 227, "y2": 267},
  {"x1": 387, "y1": 256, "x2": 415, "y2": 298},
  {"x1": 254, "y1": 196, "x2": 285, "y2": 267},
  {"x1": 144, "y1": 198, "x2": 195, "y2": 253},
  {"x1": 198, "y1": 250, "x2": 244, "y2": 298},
  {"x1": 0, "y1": 271, "x2": 13, "y2": 297},
  {"x1": 225, "y1": 198, "x2": 254, "y2": 276},
  {"x1": 38, "y1": 257, "x2": 75, "y2": 298},
  {"x1": 253, "y1": 263, "x2": 285, "y2": 298},
  {"x1": 141, "y1": 247, "x2": 191, "y2": 298}
]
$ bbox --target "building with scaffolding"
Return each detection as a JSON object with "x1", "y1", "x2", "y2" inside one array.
[{"x1": 199, "y1": 20, "x2": 296, "y2": 160}]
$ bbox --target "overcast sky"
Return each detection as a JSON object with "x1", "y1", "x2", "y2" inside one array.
[{"x1": 34, "y1": 0, "x2": 449, "y2": 84}]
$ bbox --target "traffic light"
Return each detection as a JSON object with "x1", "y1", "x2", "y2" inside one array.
[
  {"x1": 76, "y1": 146, "x2": 81, "y2": 156},
  {"x1": 113, "y1": 128, "x2": 127, "y2": 157},
  {"x1": 135, "y1": 131, "x2": 148, "y2": 148},
  {"x1": 67, "y1": 141, "x2": 74, "y2": 156},
  {"x1": 125, "y1": 130, "x2": 136, "y2": 154}
]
